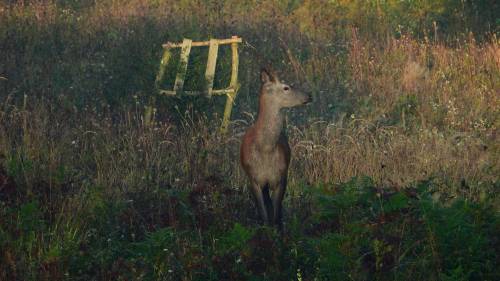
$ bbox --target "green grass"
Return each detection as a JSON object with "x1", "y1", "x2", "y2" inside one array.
[
  {"x1": 0, "y1": 1, "x2": 499, "y2": 280},
  {"x1": 1, "y1": 171, "x2": 498, "y2": 280}
]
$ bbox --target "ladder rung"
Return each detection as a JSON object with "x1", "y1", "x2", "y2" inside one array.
[
  {"x1": 158, "y1": 88, "x2": 236, "y2": 96},
  {"x1": 163, "y1": 37, "x2": 242, "y2": 48},
  {"x1": 212, "y1": 88, "x2": 235, "y2": 95},
  {"x1": 158, "y1": 89, "x2": 176, "y2": 96}
]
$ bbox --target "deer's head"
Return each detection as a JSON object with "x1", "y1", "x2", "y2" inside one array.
[{"x1": 259, "y1": 68, "x2": 312, "y2": 110}]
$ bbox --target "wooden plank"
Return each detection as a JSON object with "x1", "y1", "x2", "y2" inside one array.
[
  {"x1": 173, "y1": 38, "x2": 192, "y2": 92},
  {"x1": 221, "y1": 37, "x2": 240, "y2": 133},
  {"x1": 212, "y1": 88, "x2": 235, "y2": 95},
  {"x1": 180, "y1": 90, "x2": 229, "y2": 96},
  {"x1": 154, "y1": 47, "x2": 172, "y2": 90},
  {"x1": 158, "y1": 89, "x2": 177, "y2": 96},
  {"x1": 229, "y1": 36, "x2": 239, "y2": 89},
  {"x1": 163, "y1": 36, "x2": 242, "y2": 48},
  {"x1": 159, "y1": 88, "x2": 235, "y2": 96},
  {"x1": 205, "y1": 39, "x2": 219, "y2": 97}
]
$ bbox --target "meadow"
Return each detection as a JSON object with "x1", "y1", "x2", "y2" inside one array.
[{"x1": 0, "y1": 1, "x2": 499, "y2": 280}]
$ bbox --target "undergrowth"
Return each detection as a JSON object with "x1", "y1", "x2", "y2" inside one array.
[
  {"x1": 1, "y1": 166, "x2": 498, "y2": 280},
  {"x1": 0, "y1": 1, "x2": 499, "y2": 280}
]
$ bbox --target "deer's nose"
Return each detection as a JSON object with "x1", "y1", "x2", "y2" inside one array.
[{"x1": 305, "y1": 94, "x2": 313, "y2": 103}]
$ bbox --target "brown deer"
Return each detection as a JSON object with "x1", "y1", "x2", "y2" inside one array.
[{"x1": 240, "y1": 68, "x2": 312, "y2": 229}]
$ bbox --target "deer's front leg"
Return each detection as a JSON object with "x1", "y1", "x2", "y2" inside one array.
[
  {"x1": 271, "y1": 176, "x2": 287, "y2": 230},
  {"x1": 250, "y1": 182, "x2": 270, "y2": 224}
]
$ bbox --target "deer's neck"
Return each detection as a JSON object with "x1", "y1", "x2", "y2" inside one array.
[{"x1": 254, "y1": 101, "x2": 285, "y2": 150}]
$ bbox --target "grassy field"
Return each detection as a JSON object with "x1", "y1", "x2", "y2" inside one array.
[{"x1": 0, "y1": 1, "x2": 499, "y2": 280}]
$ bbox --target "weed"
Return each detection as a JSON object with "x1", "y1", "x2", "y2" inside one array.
[{"x1": 0, "y1": 1, "x2": 499, "y2": 280}]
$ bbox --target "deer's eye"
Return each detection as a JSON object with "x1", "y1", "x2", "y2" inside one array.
[{"x1": 283, "y1": 86, "x2": 290, "y2": 91}]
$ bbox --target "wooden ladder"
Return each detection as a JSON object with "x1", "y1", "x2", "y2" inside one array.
[{"x1": 154, "y1": 36, "x2": 242, "y2": 133}]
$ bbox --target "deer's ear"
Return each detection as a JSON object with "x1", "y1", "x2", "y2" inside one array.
[
  {"x1": 261, "y1": 68, "x2": 272, "y2": 84},
  {"x1": 261, "y1": 68, "x2": 277, "y2": 84}
]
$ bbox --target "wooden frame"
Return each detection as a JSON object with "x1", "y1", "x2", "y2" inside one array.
[{"x1": 154, "y1": 36, "x2": 242, "y2": 133}]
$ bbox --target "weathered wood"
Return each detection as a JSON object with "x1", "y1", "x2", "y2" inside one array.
[
  {"x1": 151, "y1": 48, "x2": 170, "y2": 124},
  {"x1": 173, "y1": 39, "x2": 192, "y2": 92},
  {"x1": 230, "y1": 36, "x2": 240, "y2": 89},
  {"x1": 205, "y1": 39, "x2": 219, "y2": 97},
  {"x1": 144, "y1": 101, "x2": 156, "y2": 127},
  {"x1": 156, "y1": 36, "x2": 242, "y2": 133},
  {"x1": 159, "y1": 88, "x2": 236, "y2": 96},
  {"x1": 155, "y1": 47, "x2": 172, "y2": 90},
  {"x1": 163, "y1": 37, "x2": 242, "y2": 48},
  {"x1": 221, "y1": 37, "x2": 241, "y2": 133},
  {"x1": 158, "y1": 89, "x2": 177, "y2": 96}
]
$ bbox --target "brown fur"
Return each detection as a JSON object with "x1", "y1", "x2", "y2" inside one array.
[{"x1": 240, "y1": 68, "x2": 311, "y2": 229}]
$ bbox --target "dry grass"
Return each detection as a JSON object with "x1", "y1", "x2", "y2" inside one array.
[
  {"x1": 0, "y1": 0, "x2": 498, "y2": 201},
  {"x1": 0, "y1": 0, "x2": 498, "y2": 202},
  {"x1": 0, "y1": 1, "x2": 499, "y2": 279}
]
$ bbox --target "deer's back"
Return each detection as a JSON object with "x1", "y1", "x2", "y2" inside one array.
[{"x1": 240, "y1": 126, "x2": 291, "y2": 188}]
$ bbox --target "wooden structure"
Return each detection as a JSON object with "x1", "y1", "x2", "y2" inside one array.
[{"x1": 154, "y1": 36, "x2": 242, "y2": 133}]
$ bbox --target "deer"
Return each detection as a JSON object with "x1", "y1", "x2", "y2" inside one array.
[{"x1": 240, "y1": 68, "x2": 312, "y2": 229}]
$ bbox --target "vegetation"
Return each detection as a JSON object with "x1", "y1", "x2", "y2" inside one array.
[{"x1": 0, "y1": 1, "x2": 499, "y2": 280}]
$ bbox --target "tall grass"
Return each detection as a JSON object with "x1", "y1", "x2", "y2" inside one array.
[{"x1": 0, "y1": 0, "x2": 499, "y2": 280}]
